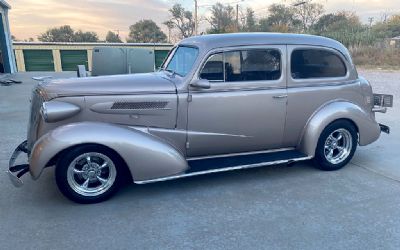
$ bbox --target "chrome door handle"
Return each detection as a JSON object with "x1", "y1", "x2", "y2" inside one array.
[{"x1": 273, "y1": 95, "x2": 288, "y2": 99}]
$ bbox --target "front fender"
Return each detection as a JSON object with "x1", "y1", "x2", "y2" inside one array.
[
  {"x1": 298, "y1": 101, "x2": 381, "y2": 157},
  {"x1": 29, "y1": 122, "x2": 188, "y2": 181}
]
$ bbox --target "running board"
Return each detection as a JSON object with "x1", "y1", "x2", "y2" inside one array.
[{"x1": 135, "y1": 150, "x2": 312, "y2": 184}]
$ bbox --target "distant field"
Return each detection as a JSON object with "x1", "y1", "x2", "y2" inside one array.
[{"x1": 351, "y1": 47, "x2": 400, "y2": 70}]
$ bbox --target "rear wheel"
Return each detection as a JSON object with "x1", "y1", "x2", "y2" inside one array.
[
  {"x1": 314, "y1": 120, "x2": 358, "y2": 171},
  {"x1": 55, "y1": 145, "x2": 124, "y2": 204}
]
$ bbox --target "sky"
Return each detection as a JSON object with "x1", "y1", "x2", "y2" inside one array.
[{"x1": 8, "y1": 0, "x2": 400, "y2": 41}]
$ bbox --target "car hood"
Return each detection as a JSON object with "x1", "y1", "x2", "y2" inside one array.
[{"x1": 39, "y1": 72, "x2": 177, "y2": 98}]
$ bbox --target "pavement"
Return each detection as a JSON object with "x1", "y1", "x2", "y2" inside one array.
[{"x1": 0, "y1": 70, "x2": 399, "y2": 249}]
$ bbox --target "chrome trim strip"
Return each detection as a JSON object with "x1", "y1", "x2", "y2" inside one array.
[
  {"x1": 190, "y1": 86, "x2": 286, "y2": 93},
  {"x1": 287, "y1": 80, "x2": 359, "y2": 89},
  {"x1": 135, "y1": 155, "x2": 312, "y2": 184},
  {"x1": 186, "y1": 130, "x2": 252, "y2": 140},
  {"x1": 187, "y1": 147, "x2": 295, "y2": 161},
  {"x1": 56, "y1": 91, "x2": 177, "y2": 98}
]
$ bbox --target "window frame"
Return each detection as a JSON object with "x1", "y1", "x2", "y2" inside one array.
[
  {"x1": 162, "y1": 45, "x2": 199, "y2": 77},
  {"x1": 199, "y1": 52, "x2": 225, "y2": 82},
  {"x1": 197, "y1": 46, "x2": 284, "y2": 86},
  {"x1": 289, "y1": 46, "x2": 350, "y2": 85}
]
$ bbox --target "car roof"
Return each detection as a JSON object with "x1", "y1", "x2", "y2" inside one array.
[{"x1": 179, "y1": 33, "x2": 350, "y2": 58}]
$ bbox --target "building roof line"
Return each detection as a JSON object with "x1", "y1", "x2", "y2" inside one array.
[{"x1": 12, "y1": 42, "x2": 173, "y2": 47}]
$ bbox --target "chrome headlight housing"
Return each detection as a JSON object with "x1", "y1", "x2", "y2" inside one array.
[{"x1": 40, "y1": 101, "x2": 81, "y2": 123}]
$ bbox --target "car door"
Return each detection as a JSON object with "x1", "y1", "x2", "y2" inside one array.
[
  {"x1": 283, "y1": 45, "x2": 353, "y2": 147},
  {"x1": 187, "y1": 45, "x2": 288, "y2": 157}
]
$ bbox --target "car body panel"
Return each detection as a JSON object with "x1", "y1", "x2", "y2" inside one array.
[
  {"x1": 39, "y1": 72, "x2": 177, "y2": 98},
  {"x1": 298, "y1": 101, "x2": 381, "y2": 156},
  {"x1": 187, "y1": 45, "x2": 288, "y2": 156},
  {"x1": 29, "y1": 122, "x2": 188, "y2": 181}
]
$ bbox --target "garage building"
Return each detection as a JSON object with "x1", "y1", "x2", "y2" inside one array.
[{"x1": 0, "y1": 0, "x2": 16, "y2": 73}]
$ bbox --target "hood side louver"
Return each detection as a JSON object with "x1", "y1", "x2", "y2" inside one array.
[{"x1": 111, "y1": 101, "x2": 168, "y2": 110}]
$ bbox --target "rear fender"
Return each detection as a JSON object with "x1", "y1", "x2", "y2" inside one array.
[
  {"x1": 298, "y1": 101, "x2": 380, "y2": 157},
  {"x1": 29, "y1": 122, "x2": 188, "y2": 181}
]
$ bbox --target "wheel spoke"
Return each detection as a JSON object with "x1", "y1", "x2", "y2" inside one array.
[
  {"x1": 327, "y1": 149, "x2": 334, "y2": 158},
  {"x1": 336, "y1": 133, "x2": 343, "y2": 141},
  {"x1": 337, "y1": 146, "x2": 345, "y2": 153},
  {"x1": 81, "y1": 178, "x2": 90, "y2": 188},
  {"x1": 99, "y1": 162, "x2": 108, "y2": 169},
  {"x1": 86, "y1": 156, "x2": 91, "y2": 164},
  {"x1": 73, "y1": 169, "x2": 84, "y2": 175},
  {"x1": 97, "y1": 176, "x2": 108, "y2": 185}
]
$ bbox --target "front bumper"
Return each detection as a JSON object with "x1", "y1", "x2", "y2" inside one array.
[
  {"x1": 379, "y1": 123, "x2": 390, "y2": 134},
  {"x1": 6, "y1": 140, "x2": 30, "y2": 187}
]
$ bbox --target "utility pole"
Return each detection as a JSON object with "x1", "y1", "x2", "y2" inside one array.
[
  {"x1": 236, "y1": 4, "x2": 239, "y2": 32},
  {"x1": 368, "y1": 17, "x2": 374, "y2": 28},
  {"x1": 194, "y1": 0, "x2": 198, "y2": 35}
]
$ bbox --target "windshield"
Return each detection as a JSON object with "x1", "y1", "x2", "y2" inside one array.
[{"x1": 164, "y1": 46, "x2": 199, "y2": 77}]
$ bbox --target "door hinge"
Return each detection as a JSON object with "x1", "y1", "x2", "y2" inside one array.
[
  {"x1": 186, "y1": 141, "x2": 190, "y2": 149},
  {"x1": 187, "y1": 94, "x2": 192, "y2": 102}
]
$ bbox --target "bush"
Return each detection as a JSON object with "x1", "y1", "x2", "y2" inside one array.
[{"x1": 350, "y1": 46, "x2": 400, "y2": 69}]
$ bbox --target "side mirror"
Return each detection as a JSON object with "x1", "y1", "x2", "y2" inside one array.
[{"x1": 190, "y1": 79, "x2": 211, "y2": 89}]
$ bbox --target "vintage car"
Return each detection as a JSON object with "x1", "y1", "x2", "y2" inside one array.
[{"x1": 7, "y1": 33, "x2": 393, "y2": 203}]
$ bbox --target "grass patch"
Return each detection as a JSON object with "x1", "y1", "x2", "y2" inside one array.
[{"x1": 350, "y1": 47, "x2": 400, "y2": 70}]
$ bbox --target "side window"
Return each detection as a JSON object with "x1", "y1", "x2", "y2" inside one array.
[
  {"x1": 291, "y1": 49, "x2": 347, "y2": 79},
  {"x1": 200, "y1": 53, "x2": 224, "y2": 81},
  {"x1": 200, "y1": 49, "x2": 281, "y2": 82},
  {"x1": 241, "y1": 50, "x2": 281, "y2": 81}
]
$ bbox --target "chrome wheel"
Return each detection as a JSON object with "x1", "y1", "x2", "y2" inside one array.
[
  {"x1": 324, "y1": 128, "x2": 353, "y2": 165},
  {"x1": 67, "y1": 152, "x2": 117, "y2": 197}
]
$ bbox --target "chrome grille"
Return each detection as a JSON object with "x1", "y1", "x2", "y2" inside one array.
[
  {"x1": 27, "y1": 89, "x2": 44, "y2": 151},
  {"x1": 111, "y1": 101, "x2": 168, "y2": 110}
]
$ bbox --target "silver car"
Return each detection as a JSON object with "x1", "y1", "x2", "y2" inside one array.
[{"x1": 7, "y1": 33, "x2": 393, "y2": 203}]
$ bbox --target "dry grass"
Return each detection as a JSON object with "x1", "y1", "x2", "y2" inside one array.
[{"x1": 350, "y1": 47, "x2": 400, "y2": 70}]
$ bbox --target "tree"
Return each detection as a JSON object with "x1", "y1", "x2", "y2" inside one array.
[
  {"x1": 38, "y1": 25, "x2": 99, "y2": 42},
  {"x1": 163, "y1": 20, "x2": 174, "y2": 43},
  {"x1": 312, "y1": 11, "x2": 368, "y2": 47},
  {"x1": 38, "y1": 25, "x2": 75, "y2": 42},
  {"x1": 207, "y1": 3, "x2": 236, "y2": 34},
  {"x1": 105, "y1": 31, "x2": 122, "y2": 43},
  {"x1": 258, "y1": 4, "x2": 301, "y2": 32},
  {"x1": 244, "y1": 8, "x2": 257, "y2": 32},
  {"x1": 313, "y1": 12, "x2": 361, "y2": 34},
  {"x1": 164, "y1": 4, "x2": 194, "y2": 39},
  {"x1": 386, "y1": 15, "x2": 400, "y2": 37},
  {"x1": 73, "y1": 30, "x2": 99, "y2": 42},
  {"x1": 292, "y1": 0, "x2": 324, "y2": 32},
  {"x1": 127, "y1": 19, "x2": 167, "y2": 43}
]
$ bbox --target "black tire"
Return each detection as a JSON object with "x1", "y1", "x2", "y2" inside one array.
[
  {"x1": 55, "y1": 144, "x2": 126, "y2": 204},
  {"x1": 314, "y1": 120, "x2": 358, "y2": 171}
]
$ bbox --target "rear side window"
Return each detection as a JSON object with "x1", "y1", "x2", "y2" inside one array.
[
  {"x1": 291, "y1": 49, "x2": 347, "y2": 79},
  {"x1": 200, "y1": 49, "x2": 281, "y2": 82}
]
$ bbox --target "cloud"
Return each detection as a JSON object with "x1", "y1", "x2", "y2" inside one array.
[
  {"x1": 9, "y1": 0, "x2": 171, "y2": 40},
  {"x1": 8, "y1": 0, "x2": 400, "y2": 41}
]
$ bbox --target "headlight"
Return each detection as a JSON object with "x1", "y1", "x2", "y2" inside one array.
[{"x1": 41, "y1": 101, "x2": 81, "y2": 123}]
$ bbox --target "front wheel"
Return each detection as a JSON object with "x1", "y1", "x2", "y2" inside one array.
[
  {"x1": 314, "y1": 120, "x2": 358, "y2": 171},
  {"x1": 55, "y1": 145, "x2": 123, "y2": 204}
]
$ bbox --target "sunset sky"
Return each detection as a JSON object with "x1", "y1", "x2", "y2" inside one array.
[{"x1": 8, "y1": 0, "x2": 400, "y2": 41}]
